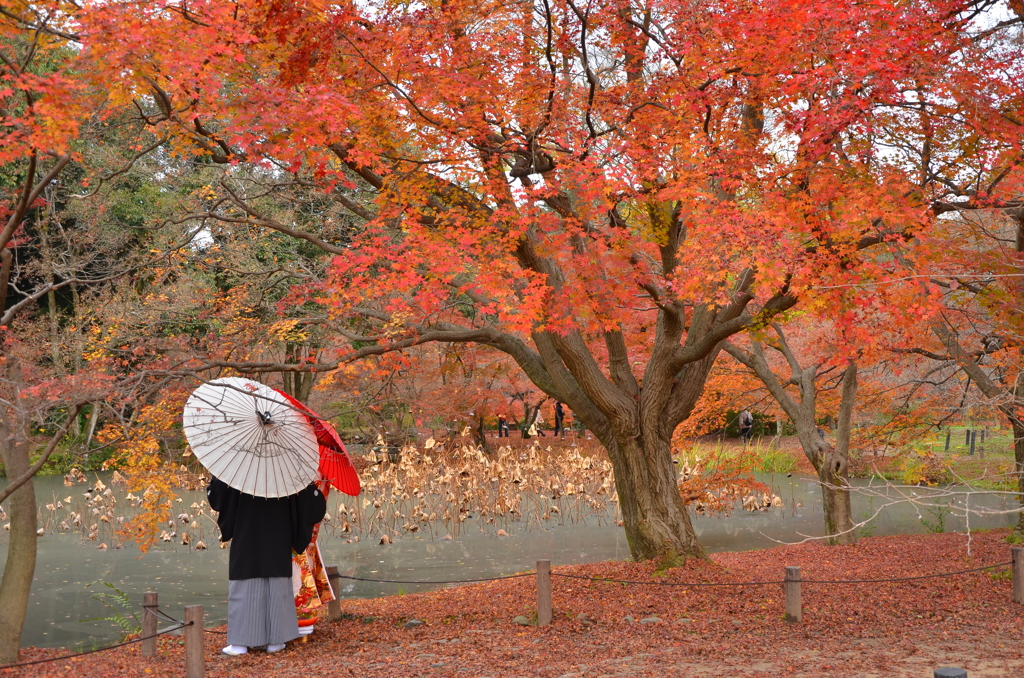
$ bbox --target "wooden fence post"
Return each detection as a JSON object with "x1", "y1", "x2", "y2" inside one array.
[
  {"x1": 326, "y1": 565, "x2": 342, "y2": 622},
  {"x1": 1012, "y1": 547, "x2": 1024, "y2": 605},
  {"x1": 184, "y1": 605, "x2": 204, "y2": 678},
  {"x1": 784, "y1": 566, "x2": 802, "y2": 623},
  {"x1": 141, "y1": 592, "x2": 158, "y2": 658},
  {"x1": 536, "y1": 560, "x2": 552, "y2": 626}
]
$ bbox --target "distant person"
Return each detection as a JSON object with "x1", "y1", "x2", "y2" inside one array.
[
  {"x1": 207, "y1": 477, "x2": 326, "y2": 656},
  {"x1": 497, "y1": 413, "x2": 509, "y2": 438},
  {"x1": 739, "y1": 409, "x2": 754, "y2": 443},
  {"x1": 534, "y1": 409, "x2": 546, "y2": 437},
  {"x1": 554, "y1": 402, "x2": 565, "y2": 437}
]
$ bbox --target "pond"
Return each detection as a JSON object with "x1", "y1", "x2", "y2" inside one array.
[{"x1": 0, "y1": 471, "x2": 1018, "y2": 650}]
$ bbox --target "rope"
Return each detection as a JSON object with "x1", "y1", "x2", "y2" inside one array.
[
  {"x1": 336, "y1": 572, "x2": 537, "y2": 585},
  {"x1": 203, "y1": 621, "x2": 228, "y2": 635},
  {"x1": 335, "y1": 559, "x2": 1011, "y2": 588},
  {"x1": 800, "y1": 560, "x2": 1012, "y2": 584},
  {"x1": 552, "y1": 560, "x2": 1012, "y2": 587},
  {"x1": 155, "y1": 607, "x2": 226, "y2": 634},
  {"x1": 553, "y1": 572, "x2": 783, "y2": 586},
  {"x1": 0, "y1": 623, "x2": 190, "y2": 671},
  {"x1": 153, "y1": 608, "x2": 181, "y2": 624}
]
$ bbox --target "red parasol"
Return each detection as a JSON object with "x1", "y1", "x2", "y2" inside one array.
[{"x1": 273, "y1": 389, "x2": 361, "y2": 497}]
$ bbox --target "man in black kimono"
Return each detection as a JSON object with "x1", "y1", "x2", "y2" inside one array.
[{"x1": 207, "y1": 477, "x2": 326, "y2": 655}]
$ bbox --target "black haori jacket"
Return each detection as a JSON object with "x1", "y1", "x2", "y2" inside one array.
[{"x1": 207, "y1": 477, "x2": 327, "y2": 580}]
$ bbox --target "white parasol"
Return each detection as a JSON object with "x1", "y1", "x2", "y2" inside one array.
[{"x1": 183, "y1": 377, "x2": 319, "y2": 498}]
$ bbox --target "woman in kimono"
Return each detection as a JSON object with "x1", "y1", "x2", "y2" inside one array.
[
  {"x1": 292, "y1": 480, "x2": 336, "y2": 634},
  {"x1": 207, "y1": 476, "x2": 327, "y2": 655}
]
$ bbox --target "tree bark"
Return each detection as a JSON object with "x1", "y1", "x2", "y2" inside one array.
[
  {"x1": 824, "y1": 362, "x2": 858, "y2": 545},
  {"x1": 0, "y1": 360, "x2": 36, "y2": 663},
  {"x1": 605, "y1": 433, "x2": 706, "y2": 562},
  {"x1": 793, "y1": 416, "x2": 855, "y2": 544},
  {"x1": 0, "y1": 248, "x2": 11, "y2": 315}
]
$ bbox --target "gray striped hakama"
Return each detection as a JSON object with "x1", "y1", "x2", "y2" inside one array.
[{"x1": 227, "y1": 577, "x2": 299, "y2": 648}]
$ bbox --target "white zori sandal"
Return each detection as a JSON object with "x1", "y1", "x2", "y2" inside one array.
[
  {"x1": 266, "y1": 643, "x2": 286, "y2": 653},
  {"x1": 222, "y1": 645, "x2": 248, "y2": 656}
]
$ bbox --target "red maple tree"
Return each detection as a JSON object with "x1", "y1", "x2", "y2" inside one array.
[{"x1": 79, "y1": 0, "x2": 1024, "y2": 562}]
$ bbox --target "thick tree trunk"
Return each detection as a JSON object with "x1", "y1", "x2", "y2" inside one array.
[
  {"x1": 605, "y1": 433, "x2": 706, "y2": 563},
  {"x1": 824, "y1": 362, "x2": 857, "y2": 545},
  {"x1": 0, "y1": 364, "x2": 35, "y2": 663},
  {"x1": 818, "y1": 467, "x2": 855, "y2": 545},
  {"x1": 795, "y1": 426, "x2": 855, "y2": 545}
]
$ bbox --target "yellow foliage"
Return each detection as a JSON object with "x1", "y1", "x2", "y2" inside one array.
[{"x1": 269, "y1": 318, "x2": 311, "y2": 342}]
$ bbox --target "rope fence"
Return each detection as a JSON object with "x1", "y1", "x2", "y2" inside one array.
[
  {"x1": 550, "y1": 559, "x2": 1015, "y2": 587},
  {"x1": 3, "y1": 547, "x2": 1022, "y2": 677},
  {"x1": 327, "y1": 550, "x2": 1024, "y2": 632},
  {"x1": 334, "y1": 572, "x2": 537, "y2": 585},
  {"x1": 0, "y1": 599, "x2": 208, "y2": 677},
  {"x1": 0, "y1": 622, "x2": 190, "y2": 671}
]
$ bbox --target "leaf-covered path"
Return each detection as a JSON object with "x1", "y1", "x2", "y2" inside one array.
[{"x1": 7, "y1": 530, "x2": 1023, "y2": 677}]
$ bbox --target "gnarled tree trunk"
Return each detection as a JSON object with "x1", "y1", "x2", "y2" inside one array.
[
  {"x1": 794, "y1": 415, "x2": 856, "y2": 546},
  {"x1": 606, "y1": 433, "x2": 706, "y2": 562},
  {"x1": 827, "y1": 362, "x2": 858, "y2": 543}
]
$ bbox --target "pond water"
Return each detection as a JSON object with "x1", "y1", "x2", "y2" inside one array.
[{"x1": 0, "y1": 472, "x2": 1018, "y2": 650}]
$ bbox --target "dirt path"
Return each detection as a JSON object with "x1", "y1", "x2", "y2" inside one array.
[{"x1": 6, "y1": 530, "x2": 1022, "y2": 677}]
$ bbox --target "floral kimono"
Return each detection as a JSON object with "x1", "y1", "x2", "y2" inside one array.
[{"x1": 293, "y1": 481, "x2": 337, "y2": 630}]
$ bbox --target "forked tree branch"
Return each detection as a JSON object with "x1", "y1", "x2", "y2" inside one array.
[{"x1": 0, "y1": 403, "x2": 85, "y2": 505}]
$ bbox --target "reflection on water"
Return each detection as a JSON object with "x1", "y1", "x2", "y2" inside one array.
[{"x1": 0, "y1": 472, "x2": 1017, "y2": 649}]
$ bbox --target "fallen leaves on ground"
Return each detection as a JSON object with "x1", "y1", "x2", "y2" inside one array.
[{"x1": 7, "y1": 529, "x2": 1022, "y2": 677}]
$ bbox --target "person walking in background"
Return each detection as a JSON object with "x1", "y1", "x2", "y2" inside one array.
[
  {"x1": 528, "y1": 408, "x2": 546, "y2": 437},
  {"x1": 554, "y1": 402, "x2": 565, "y2": 437},
  {"x1": 739, "y1": 409, "x2": 754, "y2": 444},
  {"x1": 535, "y1": 409, "x2": 546, "y2": 437},
  {"x1": 497, "y1": 413, "x2": 509, "y2": 438}
]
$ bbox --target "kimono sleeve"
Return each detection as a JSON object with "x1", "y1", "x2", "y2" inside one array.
[
  {"x1": 291, "y1": 484, "x2": 327, "y2": 553},
  {"x1": 206, "y1": 477, "x2": 239, "y2": 542}
]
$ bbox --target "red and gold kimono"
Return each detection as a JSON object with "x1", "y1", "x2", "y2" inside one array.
[{"x1": 293, "y1": 481, "x2": 336, "y2": 631}]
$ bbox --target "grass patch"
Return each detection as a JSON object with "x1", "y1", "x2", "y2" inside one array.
[
  {"x1": 680, "y1": 441, "x2": 797, "y2": 475},
  {"x1": 753, "y1": 446, "x2": 798, "y2": 474}
]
